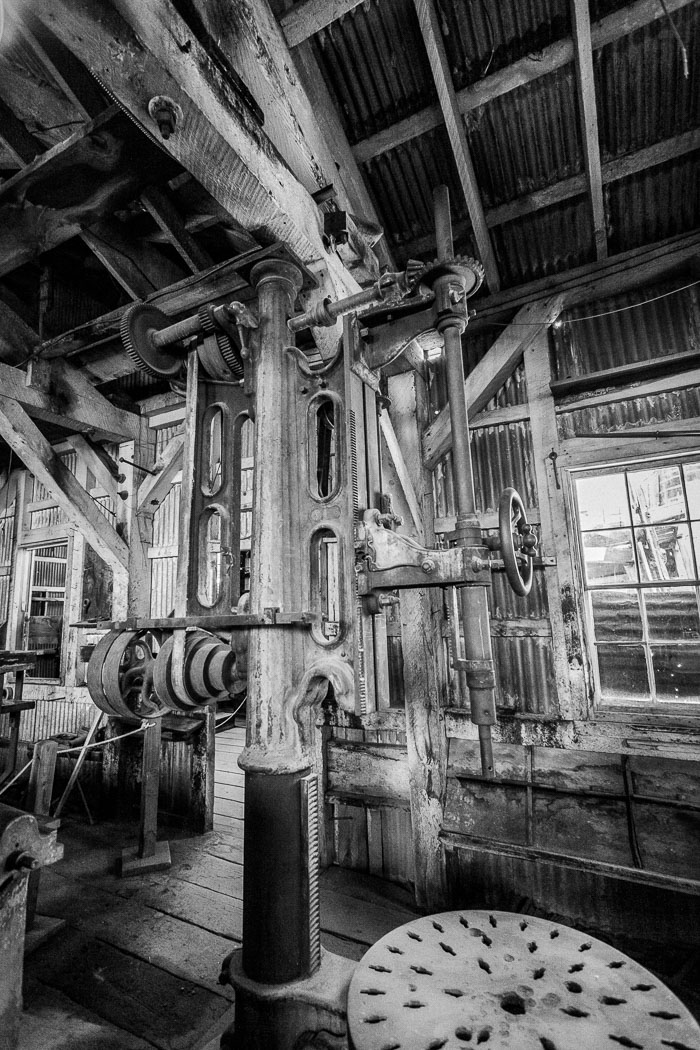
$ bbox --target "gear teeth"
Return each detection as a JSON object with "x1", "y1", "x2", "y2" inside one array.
[
  {"x1": 198, "y1": 305, "x2": 243, "y2": 379},
  {"x1": 121, "y1": 305, "x2": 162, "y2": 378}
]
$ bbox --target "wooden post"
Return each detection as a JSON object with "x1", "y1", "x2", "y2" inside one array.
[
  {"x1": 121, "y1": 719, "x2": 170, "y2": 875},
  {"x1": 26, "y1": 740, "x2": 58, "y2": 819}
]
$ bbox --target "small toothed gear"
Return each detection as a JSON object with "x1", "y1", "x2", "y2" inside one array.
[
  {"x1": 120, "y1": 302, "x2": 184, "y2": 378},
  {"x1": 197, "y1": 305, "x2": 244, "y2": 379}
]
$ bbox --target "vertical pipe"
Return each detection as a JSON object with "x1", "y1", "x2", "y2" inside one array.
[{"x1": 433, "y1": 188, "x2": 496, "y2": 777}]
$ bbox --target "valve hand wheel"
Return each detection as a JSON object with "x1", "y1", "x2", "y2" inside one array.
[{"x1": 498, "y1": 487, "x2": 537, "y2": 597}]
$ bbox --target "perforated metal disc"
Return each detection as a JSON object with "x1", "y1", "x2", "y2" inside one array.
[{"x1": 346, "y1": 910, "x2": 700, "y2": 1050}]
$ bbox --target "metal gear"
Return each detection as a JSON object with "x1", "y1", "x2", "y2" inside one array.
[
  {"x1": 417, "y1": 255, "x2": 486, "y2": 298},
  {"x1": 120, "y1": 302, "x2": 185, "y2": 378},
  {"x1": 197, "y1": 305, "x2": 244, "y2": 380}
]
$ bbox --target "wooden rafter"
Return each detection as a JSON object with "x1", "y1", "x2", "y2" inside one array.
[
  {"x1": 137, "y1": 433, "x2": 184, "y2": 514},
  {"x1": 280, "y1": 0, "x2": 366, "y2": 47},
  {"x1": 0, "y1": 359, "x2": 141, "y2": 443},
  {"x1": 422, "y1": 295, "x2": 565, "y2": 470},
  {"x1": 0, "y1": 300, "x2": 40, "y2": 367},
  {"x1": 68, "y1": 434, "x2": 119, "y2": 498},
  {"x1": 140, "y1": 186, "x2": 213, "y2": 274},
  {"x1": 0, "y1": 396, "x2": 129, "y2": 572},
  {"x1": 81, "y1": 218, "x2": 185, "y2": 300},
  {"x1": 413, "y1": 0, "x2": 500, "y2": 291},
  {"x1": 570, "y1": 0, "x2": 607, "y2": 260},
  {"x1": 352, "y1": 0, "x2": 695, "y2": 164}
]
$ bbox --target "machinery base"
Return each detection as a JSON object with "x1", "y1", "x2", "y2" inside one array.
[
  {"x1": 221, "y1": 948, "x2": 356, "y2": 1050},
  {"x1": 120, "y1": 840, "x2": 171, "y2": 877}
]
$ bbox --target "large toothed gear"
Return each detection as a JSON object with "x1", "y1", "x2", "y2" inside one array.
[
  {"x1": 417, "y1": 255, "x2": 485, "y2": 298},
  {"x1": 120, "y1": 302, "x2": 185, "y2": 378},
  {"x1": 197, "y1": 305, "x2": 244, "y2": 380}
]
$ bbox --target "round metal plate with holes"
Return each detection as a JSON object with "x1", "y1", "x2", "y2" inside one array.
[
  {"x1": 346, "y1": 910, "x2": 700, "y2": 1050},
  {"x1": 120, "y1": 302, "x2": 184, "y2": 378}
]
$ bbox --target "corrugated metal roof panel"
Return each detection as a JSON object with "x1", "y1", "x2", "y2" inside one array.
[
  {"x1": 471, "y1": 420, "x2": 537, "y2": 514},
  {"x1": 559, "y1": 386, "x2": 700, "y2": 438},
  {"x1": 440, "y1": 0, "x2": 570, "y2": 93},
  {"x1": 596, "y1": 5, "x2": 700, "y2": 160},
  {"x1": 467, "y1": 66, "x2": 582, "y2": 208},
  {"x1": 310, "y1": 0, "x2": 435, "y2": 144},
  {"x1": 362, "y1": 126, "x2": 474, "y2": 252},
  {"x1": 493, "y1": 196, "x2": 595, "y2": 287},
  {"x1": 551, "y1": 278, "x2": 698, "y2": 380},
  {"x1": 607, "y1": 153, "x2": 700, "y2": 256}
]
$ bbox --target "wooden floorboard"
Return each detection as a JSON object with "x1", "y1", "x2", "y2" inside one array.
[{"x1": 26, "y1": 809, "x2": 419, "y2": 1050}]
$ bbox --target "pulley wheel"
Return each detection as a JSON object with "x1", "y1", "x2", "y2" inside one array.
[
  {"x1": 121, "y1": 302, "x2": 184, "y2": 378},
  {"x1": 499, "y1": 487, "x2": 536, "y2": 597},
  {"x1": 87, "y1": 630, "x2": 126, "y2": 717},
  {"x1": 153, "y1": 634, "x2": 194, "y2": 712},
  {"x1": 101, "y1": 630, "x2": 161, "y2": 719}
]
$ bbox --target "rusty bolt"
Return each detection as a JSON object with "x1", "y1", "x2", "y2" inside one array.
[
  {"x1": 421, "y1": 558, "x2": 436, "y2": 574},
  {"x1": 147, "y1": 96, "x2": 183, "y2": 140}
]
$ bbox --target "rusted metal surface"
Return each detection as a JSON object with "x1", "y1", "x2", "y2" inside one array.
[{"x1": 346, "y1": 909, "x2": 700, "y2": 1050}]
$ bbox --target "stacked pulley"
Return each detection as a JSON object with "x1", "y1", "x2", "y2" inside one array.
[{"x1": 87, "y1": 628, "x2": 242, "y2": 719}]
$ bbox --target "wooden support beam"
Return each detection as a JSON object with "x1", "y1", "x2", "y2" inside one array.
[
  {"x1": 0, "y1": 359, "x2": 142, "y2": 442},
  {"x1": 523, "y1": 332, "x2": 585, "y2": 719},
  {"x1": 137, "y1": 433, "x2": 184, "y2": 514},
  {"x1": 413, "y1": 0, "x2": 500, "y2": 292},
  {"x1": 37, "y1": 0, "x2": 362, "y2": 356},
  {"x1": 0, "y1": 396, "x2": 129, "y2": 572},
  {"x1": 81, "y1": 218, "x2": 186, "y2": 299},
  {"x1": 0, "y1": 300, "x2": 40, "y2": 366},
  {"x1": 280, "y1": 0, "x2": 366, "y2": 46},
  {"x1": 0, "y1": 98, "x2": 45, "y2": 165},
  {"x1": 423, "y1": 295, "x2": 565, "y2": 469},
  {"x1": 471, "y1": 229, "x2": 700, "y2": 326},
  {"x1": 378, "y1": 414, "x2": 424, "y2": 536},
  {"x1": 570, "y1": 0, "x2": 607, "y2": 260},
  {"x1": 352, "y1": 0, "x2": 695, "y2": 164},
  {"x1": 140, "y1": 187, "x2": 213, "y2": 274},
  {"x1": 68, "y1": 435, "x2": 119, "y2": 498},
  {"x1": 13, "y1": 15, "x2": 106, "y2": 120}
]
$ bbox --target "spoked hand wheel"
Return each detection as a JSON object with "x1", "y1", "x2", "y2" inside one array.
[{"x1": 498, "y1": 487, "x2": 538, "y2": 597}]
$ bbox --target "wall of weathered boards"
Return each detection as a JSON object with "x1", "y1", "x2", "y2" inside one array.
[{"x1": 0, "y1": 272, "x2": 698, "y2": 935}]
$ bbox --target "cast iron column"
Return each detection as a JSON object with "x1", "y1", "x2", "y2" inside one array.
[{"x1": 238, "y1": 259, "x2": 315, "y2": 984}]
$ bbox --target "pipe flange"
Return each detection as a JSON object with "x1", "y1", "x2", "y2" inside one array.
[{"x1": 120, "y1": 302, "x2": 184, "y2": 378}]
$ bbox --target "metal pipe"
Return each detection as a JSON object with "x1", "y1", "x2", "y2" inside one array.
[
  {"x1": 152, "y1": 313, "x2": 202, "y2": 348},
  {"x1": 433, "y1": 186, "x2": 496, "y2": 778}
]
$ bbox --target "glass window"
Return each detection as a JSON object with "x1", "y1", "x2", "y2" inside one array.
[{"x1": 574, "y1": 458, "x2": 700, "y2": 707}]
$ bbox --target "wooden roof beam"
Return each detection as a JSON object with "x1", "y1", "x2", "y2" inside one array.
[
  {"x1": 413, "y1": 0, "x2": 500, "y2": 292},
  {"x1": 0, "y1": 359, "x2": 142, "y2": 443},
  {"x1": 81, "y1": 218, "x2": 186, "y2": 299},
  {"x1": 352, "y1": 0, "x2": 695, "y2": 164},
  {"x1": 140, "y1": 186, "x2": 213, "y2": 274},
  {"x1": 570, "y1": 0, "x2": 607, "y2": 260},
  {"x1": 422, "y1": 295, "x2": 565, "y2": 469},
  {"x1": 280, "y1": 0, "x2": 366, "y2": 47},
  {"x1": 0, "y1": 396, "x2": 129, "y2": 573}
]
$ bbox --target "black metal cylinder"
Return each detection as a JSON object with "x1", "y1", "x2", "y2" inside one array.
[{"x1": 242, "y1": 769, "x2": 312, "y2": 984}]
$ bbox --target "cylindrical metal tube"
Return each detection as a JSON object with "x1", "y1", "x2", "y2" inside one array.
[
  {"x1": 152, "y1": 313, "x2": 202, "y2": 348},
  {"x1": 434, "y1": 184, "x2": 454, "y2": 262}
]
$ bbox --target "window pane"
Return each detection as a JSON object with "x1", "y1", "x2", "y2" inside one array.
[
  {"x1": 576, "y1": 474, "x2": 629, "y2": 529},
  {"x1": 685, "y1": 462, "x2": 700, "y2": 519},
  {"x1": 635, "y1": 524, "x2": 694, "y2": 581},
  {"x1": 652, "y1": 644, "x2": 700, "y2": 702},
  {"x1": 582, "y1": 530, "x2": 637, "y2": 585},
  {"x1": 628, "y1": 465, "x2": 685, "y2": 525},
  {"x1": 590, "y1": 589, "x2": 642, "y2": 641},
  {"x1": 645, "y1": 588, "x2": 700, "y2": 641},
  {"x1": 597, "y1": 644, "x2": 650, "y2": 700}
]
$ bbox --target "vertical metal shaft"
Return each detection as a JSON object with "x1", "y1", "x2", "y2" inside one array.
[{"x1": 433, "y1": 187, "x2": 496, "y2": 777}]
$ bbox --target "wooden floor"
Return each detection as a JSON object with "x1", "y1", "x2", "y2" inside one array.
[{"x1": 20, "y1": 722, "x2": 419, "y2": 1050}]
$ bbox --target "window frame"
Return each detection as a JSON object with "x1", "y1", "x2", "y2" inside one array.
[{"x1": 570, "y1": 452, "x2": 700, "y2": 717}]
